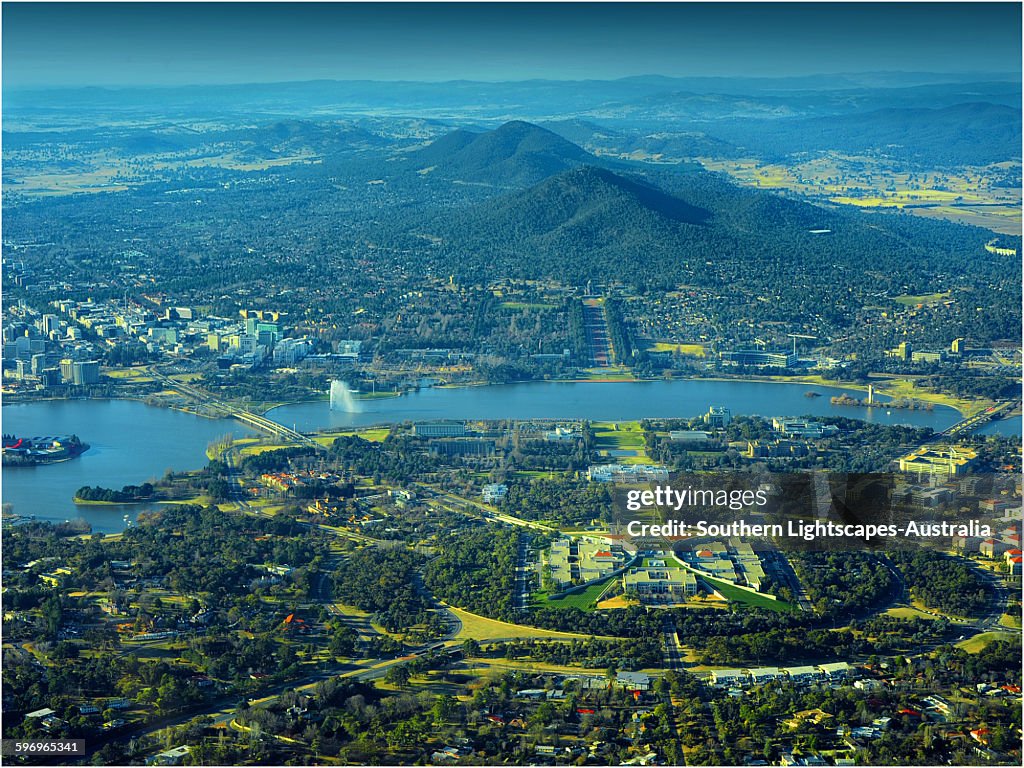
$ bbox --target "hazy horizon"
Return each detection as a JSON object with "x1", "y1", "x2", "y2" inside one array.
[
  {"x1": 3, "y1": 69, "x2": 1022, "y2": 94},
  {"x1": 3, "y1": 2, "x2": 1021, "y2": 89}
]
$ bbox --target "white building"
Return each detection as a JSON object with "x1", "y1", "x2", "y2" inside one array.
[
  {"x1": 817, "y1": 662, "x2": 853, "y2": 679},
  {"x1": 704, "y1": 406, "x2": 732, "y2": 427},
  {"x1": 622, "y1": 566, "x2": 697, "y2": 601},
  {"x1": 587, "y1": 463, "x2": 669, "y2": 483},
  {"x1": 482, "y1": 483, "x2": 508, "y2": 503},
  {"x1": 710, "y1": 669, "x2": 748, "y2": 687},
  {"x1": 749, "y1": 667, "x2": 783, "y2": 684},
  {"x1": 772, "y1": 418, "x2": 839, "y2": 438}
]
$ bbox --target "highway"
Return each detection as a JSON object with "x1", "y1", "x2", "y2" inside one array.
[
  {"x1": 660, "y1": 613, "x2": 684, "y2": 671},
  {"x1": 512, "y1": 533, "x2": 535, "y2": 612},
  {"x1": 414, "y1": 482, "x2": 557, "y2": 531}
]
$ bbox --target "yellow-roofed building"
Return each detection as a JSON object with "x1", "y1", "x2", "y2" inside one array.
[{"x1": 898, "y1": 445, "x2": 977, "y2": 479}]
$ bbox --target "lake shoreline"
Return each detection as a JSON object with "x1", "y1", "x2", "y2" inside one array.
[
  {"x1": 4, "y1": 373, "x2": 980, "y2": 421},
  {"x1": 3, "y1": 388, "x2": 1015, "y2": 534}
]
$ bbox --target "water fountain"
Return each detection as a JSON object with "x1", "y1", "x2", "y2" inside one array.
[{"x1": 329, "y1": 380, "x2": 361, "y2": 412}]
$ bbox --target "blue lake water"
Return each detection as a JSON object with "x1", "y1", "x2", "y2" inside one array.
[
  {"x1": 2, "y1": 399, "x2": 252, "y2": 534},
  {"x1": 269, "y1": 379, "x2": 962, "y2": 432},
  {"x1": 975, "y1": 416, "x2": 1022, "y2": 437},
  {"x1": 2, "y1": 379, "x2": 989, "y2": 533}
]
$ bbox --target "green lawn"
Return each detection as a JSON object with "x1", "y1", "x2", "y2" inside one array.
[
  {"x1": 893, "y1": 291, "x2": 950, "y2": 306},
  {"x1": 576, "y1": 367, "x2": 637, "y2": 381},
  {"x1": 538, "y1": 577, "x2": 616, "y2": 612},
  {"x1": 700, "y1": 575, "x2": 796, "y2": 613},
  {"x1": 593, "y1": 422, "x2": 650, "y2": 460},
  {"x1": 646, "y1": 341, "x2": 706, "y2": 357},
  {"x1": 313, "y1": 427, "x2": 391, "y2": 446},
  {"x1": 956, "y1": 632, "x2": 1009, "y2": 653}
]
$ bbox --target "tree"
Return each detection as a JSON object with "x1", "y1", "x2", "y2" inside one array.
[
  {"x1": 329, "y1": 625, "x2": 358, "y2": 659},
  {"x1": 431, "y1": 694, "x2": 460, "y2": 726},
  {"x1": 385, "y1": 664, "x2": 411, "y2": 689}
]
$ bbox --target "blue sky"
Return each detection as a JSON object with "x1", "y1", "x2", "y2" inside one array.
[{"x1": 3, "y1": 2, "x2": 1021, "y2": 88}]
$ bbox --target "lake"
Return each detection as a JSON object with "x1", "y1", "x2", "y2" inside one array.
[
  {"x1": 975, "y1": 415, "x2": 1023, "y2": 437},
  {"x1": 2, "y1": 379, "x2": 991, "y2": 533},
  {"x1": 269, "y1": 378, "x2": 963, "y2": 431},
  {"x1": 2, "y1": 399, "x2": 252, "y2": 534}
]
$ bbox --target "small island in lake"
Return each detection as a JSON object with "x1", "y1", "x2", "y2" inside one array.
[{"x1": 2, "y1": 434, "x2": 89, "y2": 466}]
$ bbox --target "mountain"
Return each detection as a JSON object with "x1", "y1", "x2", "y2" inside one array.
[
  {"x1": 416, "y1": 165, "x2": 719, "y2": 282},
  {"x1": 473, "y1": 165, "x2": 712, "y2": 228},
  {"x1": 412, "y1": 121, "x2": 596, "y2": 187},
  {"x1": 404, "y1": 161, "x2": 1012, "y2": 293}
]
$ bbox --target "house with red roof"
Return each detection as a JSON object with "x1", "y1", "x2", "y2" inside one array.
[{"x1": 980, "y1": 538, "x2": 1009, "y2": 558}]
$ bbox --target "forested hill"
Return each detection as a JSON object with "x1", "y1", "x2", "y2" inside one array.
[
  {"x1": 412, "y1": 120, "x2": 597, "y2": 187},
  {"x1": 417, "y1": 165, "x2": 714, "y2": 277},
  {"x1": 406, "y1": 162, "x2": 1021, "y2": 315}
]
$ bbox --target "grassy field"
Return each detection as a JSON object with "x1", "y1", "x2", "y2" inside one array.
[
  {"x1": 312, "y1": 428, "x2": 391, "y2": 447},
  {"x1": 592, "y1": 421, "x2": 651, "y2": 464},
  {"x1": 540, "y1": 577, "x2": 617, "y2": 612},
  {"x1": 158, "y1": 495, "x2": 213, "y2": 506},
  {"x1": 701, "y1": 576, "x2": 796, "y2": 613},
  {"x1": 576, "y1": 366, "x2": 637, "y2": 382},
  {"x1": 463, "y1": 659, "x2": 615, "y2": 677},
  {"x1": 229, "y1": 428, "x2": 390, "y2": 454},
  {"x1": 999, "y1": 613, "x2": 1022, "y2": 630},
  {"x1": 447, "y1": 605, "x2": 596, "y2": 641},
  {"x1": 648, "y1": 341, "x2": 706, "y2": 357},
  {"x1": 831, "y1": 190, "x2": 984, "y2": 207},
  {"x1": 102, "y1": 368, "x2": 153, "y2": 381},
  {"x1": 893, "y1": 291, "x2": 952, "y2": 306},
  {"x1": 239, "y1": 443, "x2": 292, "y2": 457},
  {"x1": 884, "y1": 606, "x2": 940, "y2": 621},
  {"x1": 914, "y1": 204, "x2": 1021, "y2": 234},
  {"x1": 208, "y1": 437, "x2": 259, "y2": 459},
  {"x1": 695, "y1": 154, "x2": 1022, "y2": 235},
  {"x1": 595, "y1": 594, "x2": 633, "y2": 609},
  {"x1": 871, "y1": 376, "x2": 988, "y2": 417},
  {"x1": 956, "y1": 632, "x2": 1011, "y2": 653},
  {"x1": 593, "y1": 422, "x2": 646, "y2": 448},
  {"x1": 752, "y1": 372, "x2": 984, "y2": 417}
]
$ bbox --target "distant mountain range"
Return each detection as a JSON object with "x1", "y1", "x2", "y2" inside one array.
[{"x1": 5, "y1": 73, "x2": 1019, "y2": 170}]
